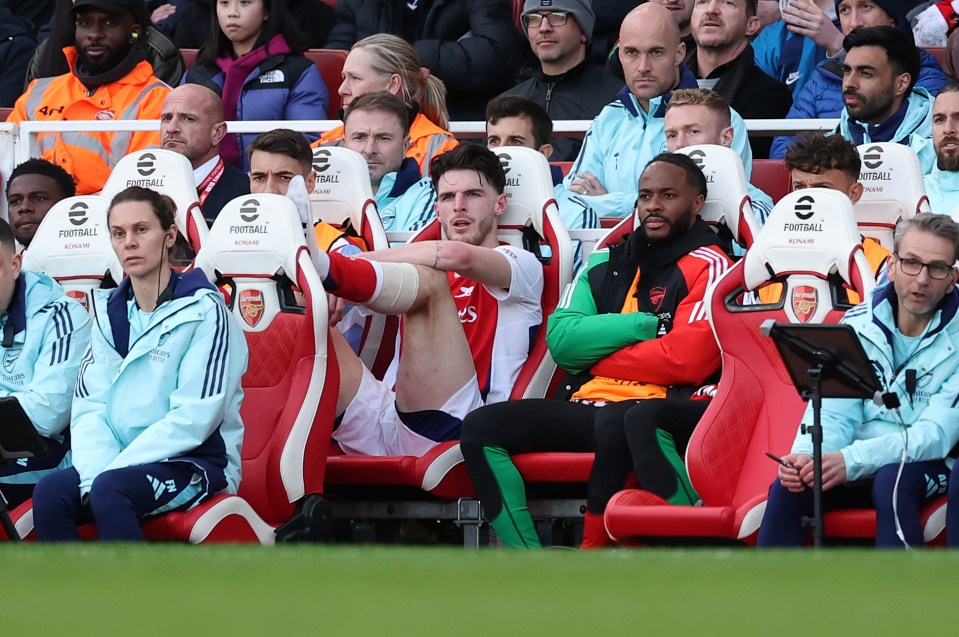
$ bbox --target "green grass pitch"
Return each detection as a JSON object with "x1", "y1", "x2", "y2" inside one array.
[{"x1": 2, "y1": 545, "x2": 955, "y2": 635}]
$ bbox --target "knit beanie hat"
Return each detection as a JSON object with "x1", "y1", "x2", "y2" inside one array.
[{"x1": 523, "y1": 0, "x2": 595, "y2": 39}]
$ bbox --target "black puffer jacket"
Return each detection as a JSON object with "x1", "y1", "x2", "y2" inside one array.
[{"x1": 325, "y1": 0, "x2": 522, "y2": 95}]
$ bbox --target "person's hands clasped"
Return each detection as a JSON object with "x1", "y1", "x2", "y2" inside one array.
[
  {"x1": 779, "y1": 453, "x2": 812, "y2": 492},
  {"x1": 570, "y1": 172, "x2": 608, "y2": 197},
  {"x1": 781, "y1": 0, "x2": 844, "y2": 53}
]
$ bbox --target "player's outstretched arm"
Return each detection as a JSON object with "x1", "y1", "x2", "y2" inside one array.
[{"x1": 360, "y1": 240, "x2": 512, "y2": 290}]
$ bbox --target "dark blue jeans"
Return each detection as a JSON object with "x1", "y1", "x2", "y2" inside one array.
[{"x1": 757, "y1": 460, "x2": 949, "y2": 548}]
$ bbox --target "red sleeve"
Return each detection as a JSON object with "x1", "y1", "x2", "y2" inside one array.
[{"x1": 588, "y1": 248, "x2": 729, "y2": 386}]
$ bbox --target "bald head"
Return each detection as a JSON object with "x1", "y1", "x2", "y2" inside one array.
[
  {"x1": 619, "y1": 3, "x2": 685, "y2": 107},
  {"x1": 160, "y1": 84, "x2": 228, "y2": 168}
]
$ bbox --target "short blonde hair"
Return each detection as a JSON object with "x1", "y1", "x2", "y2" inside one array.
[{"x1": 665, "y1": 89, "x2": 731, "y2": 128}]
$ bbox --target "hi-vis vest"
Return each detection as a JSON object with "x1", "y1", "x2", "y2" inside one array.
[{"x1": 7, "y1": 47, "x2": 170, "y2": 195}]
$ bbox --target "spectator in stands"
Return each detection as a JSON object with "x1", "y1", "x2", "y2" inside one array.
[
  {"x1": 0, "y1": 217, "x2": 90, "y2": 509},
  {"x1": 459, "y1": 153, "x2": 730, "y2": 548},
  {"x1": 181, "y1": 0, "x2": 329, "y2": 173},
  {"x1": 26, "y1": 0, "x2": 184, "y2": 88},
  {"x1": 0, "y1": 7, "x2": 37, "y2": 108},
  {"x1": 248, "y1": 128, "x2": 364, "y2": 256},
  {"x1": 832, "y1": 26, "x2": 936, "y2": 172},
  {"x1": 309, "y1": 143, "x2": 543, "y2": 457},
  {"x1": 486, "y1": 95, "x2": 565, "y2": 187},
  {"x1": 324, "y1": 0, "x2": 523, "y2": 120},
  {"x1": 924, "y1": 82, "x2": 959, "y2": 213},
  {"x1": 340, "y1": 92, "x2": 437, "y2": 233},
  {"x1": 556, "y1": 3, "x2": 753, "y2": 229},
  {"x1": 31, "y1": 186, "x2": 247, "y2": 541},
  {"x1": 771, "y1": 0, "x2": 948, "y2": 159},
  {"x1": 5, "y1": 159, "x2": 76, "y2": 250},
  {"x1": 685, "y1": 0, "x2": 794, "y2": 158},
  {"x1": 318, "y1": 34, "x2": 457, "y2": 177},
  {"x1": 502, "y1": 0, "x2": 622, "y2": 162},
  {"x1": 173, "y1": 0, "x2": 335, "y2": 49},
  {"x1": 160, "y1": 84, "x2": 250, "y2": 227},
  {"x1": 752, "y1": 0, "x2": 841, "y2": 96},
  {"x1": 7, "y1": 0, "x2": 171, "y2": 196},
  {"x1": 758, "y1": 212, "x2": 959, "y2": 549},
  {"x1": 592, "y1": 0, "x2": 701, "y2": 64},
  {"x1": 664, "y1": 88, "x2": 775, "y2": 223}
]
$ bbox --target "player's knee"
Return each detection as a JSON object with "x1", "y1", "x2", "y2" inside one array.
[{"x1": 89, "y1": 470, "x2": 128, "y2": 506}]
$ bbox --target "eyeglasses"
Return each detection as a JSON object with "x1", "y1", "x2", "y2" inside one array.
[
  {"x1": 894, "y1": 254, "x2": 955, "y2": 280},
  {"x1": 522, "y1": 11, "x2": 570, "y2": 29}
]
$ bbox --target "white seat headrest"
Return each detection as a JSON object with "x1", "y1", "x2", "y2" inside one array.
[
  {"x1": 677, "y1": 144, "x2": 761, "y2": 247},
  {"x1": 194, "y1": 193, "x2": 307, "y2": 281},
  {"x1": 21, "y1": 195, "x2": 123, "y2": 284},
  {"x1": 745, "y1": 188, "x2": 863, "y2": 289},
  {"x1": 101, "y1": 149, "x2": 209, "y2": 246},
  {"x1": 493, "y1": 146, "x2": 553, "y2": 239},
  {"x1": 309, "y1": 146, "x2": 375, "y2": 224},
  {"x1": 854, "y1": 142, "x2": 930, "y2": 248}
]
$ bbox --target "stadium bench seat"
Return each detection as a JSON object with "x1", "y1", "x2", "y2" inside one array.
[
  {"x1": 6, "y1": 194, "x2": 339, "y2": 543},
  {"x1": 144, "y1": 193, "x2": 338, "y2": 543},
  {"x1": 923, "y1": 46, "x2": 947, "y2": 70},
  {"x1": 21, "y1": 195, "x2": 123, "y2": 311},
  {"x1": 303, "y1": 49, "x2": 348, "y2": 119},
  {"x1": 751, "y1": 159, "x2": 791, "y2": 204},
  {"x1": 100, "y1": 148, "x2": 209, "y2": 255},
  {"x1": 604, "y1": 188, "x2": 876, "y2": 545},
  {"x1": 323, "y1": 146, "x2": 575, "y2": 546},
  {"x1": 0, "y1": 107, "x2": 12, "y2": 121},
  {"x1": 180, "y1": 48, "x2": 198, "y2": 69},
  {"x1": 309, "y1": 145, "x2": 397, "y2": 379},
  {"x1": 854, "y1": 142, "x2": 930, "y2": 249}
]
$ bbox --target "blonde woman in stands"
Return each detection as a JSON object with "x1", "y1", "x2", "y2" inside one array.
[
  {"x1": 181, "y1": 0, "x2": 329, "y2": 172},
  {"x1": 316, "y1": 33, "x2": 457, "y2": 175}
]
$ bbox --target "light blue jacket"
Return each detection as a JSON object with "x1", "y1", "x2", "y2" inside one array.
[
  {"x1": 0, "y1": 271, "x2": 90, "y2": 485},
  {"x1": 835, "y1": 88, "x2": 936, "y2": 174},
  {"x1": 923, "y1": 164, "x2": 959, "y2": 216},
  {"x1": 376, "y1": 157, "x2": 438, "y2": 233},
  {"x1": 71, "y1": 269, "x2": 247, "y2": 496},
  {"x1": 557, "y1": 77, "x2": 754, "y2": 224},
  {"x1": 791, "y1": 283, "x2": 959, "y2": 481}
]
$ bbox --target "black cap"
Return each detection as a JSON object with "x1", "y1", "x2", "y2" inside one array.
[{"x1": 71, "y1": 0, "x2": 143, "y2": 18}]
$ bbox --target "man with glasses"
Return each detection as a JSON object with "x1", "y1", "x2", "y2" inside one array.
[
  {"x1": 503, "y1": 0, "x2": 621, "y2": 161},
  {"x1": 758, "y1": 212, "x2": 959, "y2": 549}
]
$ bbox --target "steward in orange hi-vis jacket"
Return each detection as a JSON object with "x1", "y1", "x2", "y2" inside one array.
[{"x1": 8, "y1": 0, "x2": 169, "y2": 195}]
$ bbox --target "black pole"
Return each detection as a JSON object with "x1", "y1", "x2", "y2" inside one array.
[
  {"x1": 0, "y1": 492, "x2": 20, "y2": 541},
  {"x1": 802, "y1": 366, "x2": 825, "y2": 549}
]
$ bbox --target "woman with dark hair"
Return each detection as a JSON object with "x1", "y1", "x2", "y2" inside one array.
[
  {"x1": 31, "y1": 186, "x2": 247, "y2": 542},
  {"x1": 182, "y1": 0, "x2": 329, "y2": 171},
  {"x1": 24, "y1": 0, "x2": 185, "y2": 88}
]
